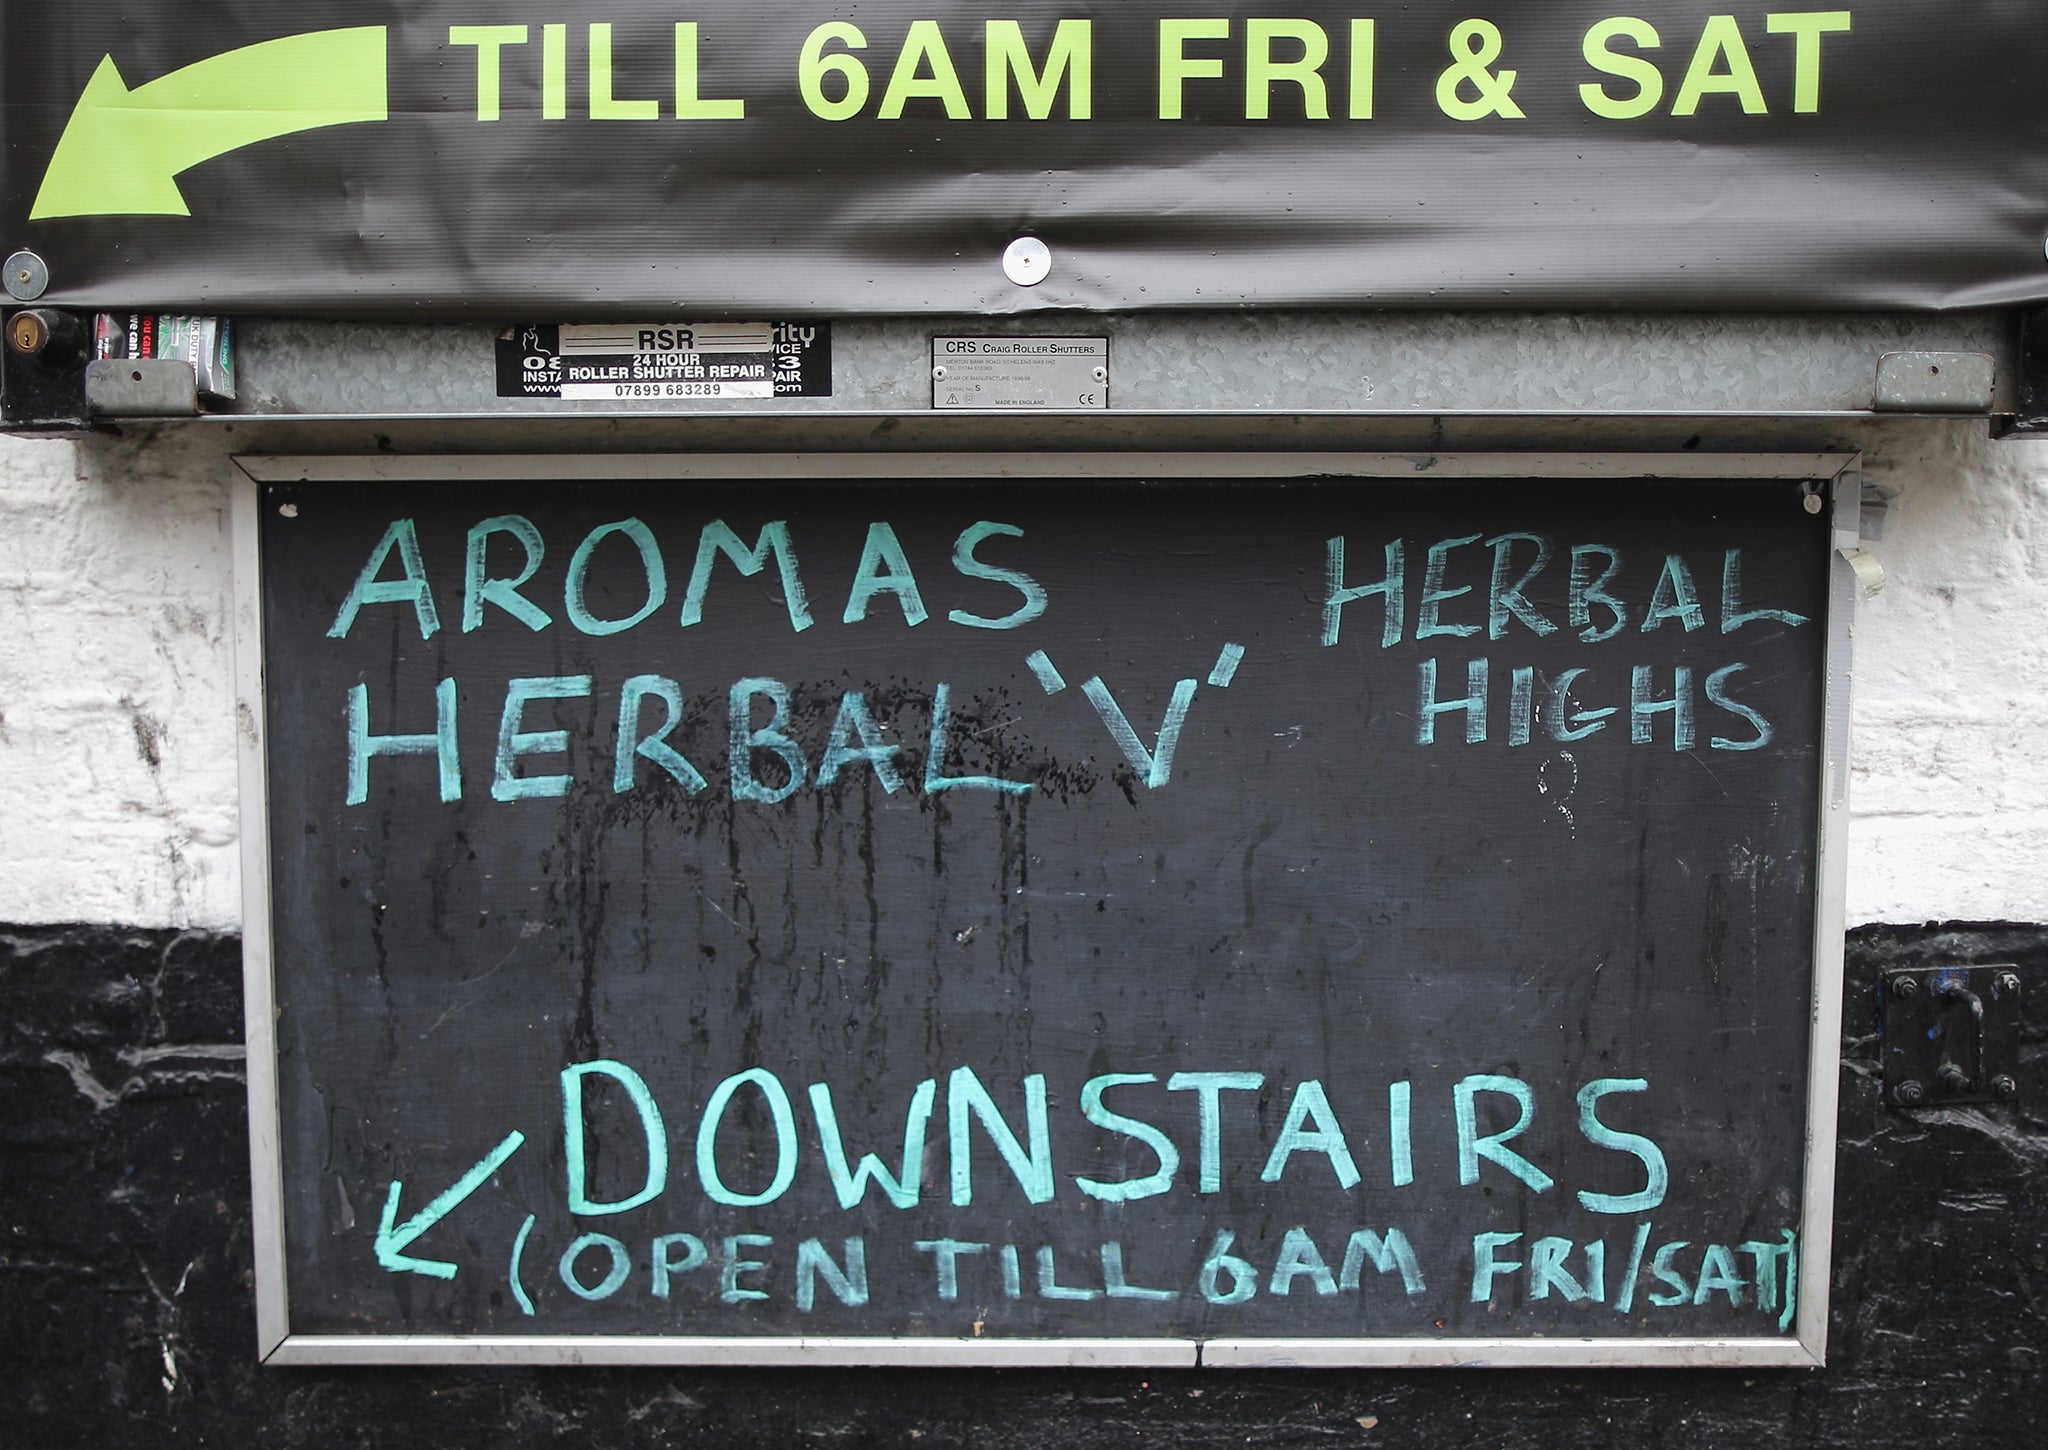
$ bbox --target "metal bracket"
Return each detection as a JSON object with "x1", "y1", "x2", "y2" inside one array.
[
  {"x1": 2004, "y1": 307, "x2": 2048, "y2": 436},
  {"x1": 85, "y1": 357, "x2": 198, "y2": 418},
  {"x1": 1874, "y1": 351, "x2": 1996, "y2": 413},
  {"x1": 1881, "y1": 965, "x2": 2022, "y2": 1108}
]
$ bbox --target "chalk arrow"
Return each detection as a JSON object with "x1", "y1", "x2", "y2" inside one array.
[
  {"x1": 374, "y1": 1130, "x2": 525, "y2": 1280},
  {"x1": 31, "y1": 27, "x2": 388, "y2": 221}
]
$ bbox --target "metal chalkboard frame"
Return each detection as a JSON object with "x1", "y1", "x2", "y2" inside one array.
[{"x1": 232, "y1": 451, "x2": 1858, "y2": 1368}]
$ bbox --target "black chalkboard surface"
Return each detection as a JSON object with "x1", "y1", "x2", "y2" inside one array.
[{"x1": 254, "y1": 469, "x2": 1831, "y2": 1351}]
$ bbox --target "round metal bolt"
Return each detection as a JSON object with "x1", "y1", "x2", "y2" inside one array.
[
  {"x1": 5, "y1": 249, "x2": 49, "y2": 302},
  {"x1": 1893, "y1": 1080, "x2": 1924, "y2": 1106},
  {"x1": 1995, "y1": 971, "x2": 2021, "y2": 998},
  {"x1": 1890, "y1": 975, "x2": 1919, "y2": 1000},
  {"x1": 1092, "y1": 366, "x2": 1108, "y2": 384},
  {"x1": 1802, "y1": 492, "x2": 1824, "y2": 515},
  {"x1": 931, "y1": 365, "x2": 947, "y2": 382},
  {"x1": 1003, "y1": 236, "x2": 1051, "y2": 288},
  {"x1": 1991, "y1": 1074, "x2": 2018, "y2": 1101}
]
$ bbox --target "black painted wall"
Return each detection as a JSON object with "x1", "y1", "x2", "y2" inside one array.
[{"x1": 3, "y1": 923, "x2": 2042, "y2": 1448}]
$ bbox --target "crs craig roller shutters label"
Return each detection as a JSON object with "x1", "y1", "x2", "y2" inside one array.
[{"x1": 5, "y1": 5, "x2": 2044, "y2": 316}]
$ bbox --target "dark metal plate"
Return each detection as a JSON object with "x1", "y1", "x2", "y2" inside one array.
[{"x1": 1881, "y1": 965, "x2": 2022, "y2": 1108}]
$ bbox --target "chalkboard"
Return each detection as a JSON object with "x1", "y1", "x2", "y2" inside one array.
[{"x1": 241, "y1": 459, "x2": 1842, "y2": 1364}]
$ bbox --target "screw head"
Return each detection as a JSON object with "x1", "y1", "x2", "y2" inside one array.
[
  {"x1": 1995, "y1": 972, "x2": 2021, "y2": 998},
  {"x1": 931, "y1": 364, "x2": 948, "y2": 382},
  {"x1": 1893, "y1": 1080, "x2": 1925, "y2": 1106},
  {"x1": 1937, "y1": 1063, "x2": 1971, "y2": 1092},
  {"x1": 1002, "y1": 236, "x2": 1051, "y2": 287},
  {"x1": 1992, "y1": 1075, "x2": 2018, "y2": 1101},
  {"x1": 1890, "y1": 975, "x2": 1920, "y2": 1000}
]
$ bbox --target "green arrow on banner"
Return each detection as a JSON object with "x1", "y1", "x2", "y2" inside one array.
[
  {"x1": 374, "y1": 1129, "x2": 526, "y2": 1280},
  {"x1": 30, "y1": 27, "x2": 388, "y2": 221}
]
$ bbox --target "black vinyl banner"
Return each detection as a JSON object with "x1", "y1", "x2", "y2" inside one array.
[{"x1": 4, "y1": 3, "x2": 2045, "y2": 317}]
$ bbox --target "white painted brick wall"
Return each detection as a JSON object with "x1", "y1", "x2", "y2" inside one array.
[
  {"x1": 1851, "y1": 423, "x2": 2048, "y2": 922},
  {"x1": 0, "y1": 427, "x2": 241, "y2": 927},
  {"x1": 1, "y1": 424, "x2": 2044, "y2": 929}
]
